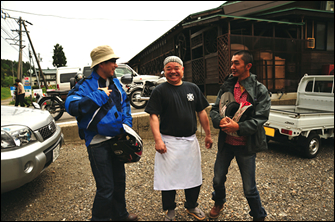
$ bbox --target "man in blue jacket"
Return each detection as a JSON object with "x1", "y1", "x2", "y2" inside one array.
[{"x1": 65, "y1": 45, "x2": 137, "y2": 221}]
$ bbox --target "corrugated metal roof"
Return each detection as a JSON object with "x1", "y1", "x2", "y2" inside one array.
[
  {"x1": 256, "y1": 7, "x2": 335, "y2": 16},
  {"x1": 183, "y1": 13, "x2": 305, "y2": 28},
  {"x1": 189, "y1": 4, "x2": 223, "y2": 17}
]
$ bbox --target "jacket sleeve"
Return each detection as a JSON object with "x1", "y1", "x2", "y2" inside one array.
[
  {"x1": 237, "y1": 83, "x2": 271, "y2": 136},
  {"x1": 65, "y1": 84, "x2": 109, "y2": 117},
  {"x1": 210, "y1": 89, "x2": 224, "y2": 129},
  {"x1": 121, "y1": 92, "x2": 133, "y2": 127}
]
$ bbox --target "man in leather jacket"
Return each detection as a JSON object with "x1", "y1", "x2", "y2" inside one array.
[
  {"x1": 208, "y1": 50, "x2": 270, "y2": 221},
  {"x1": 65, "y1": 45, "x2": 137, "y2": 221}
]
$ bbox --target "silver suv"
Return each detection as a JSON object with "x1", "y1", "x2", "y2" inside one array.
[{"x1": 1, "y1": 106, "x2": 64, "y2": 193}]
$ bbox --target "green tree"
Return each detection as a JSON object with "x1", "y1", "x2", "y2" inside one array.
[
  {"x1": 52, "y1": 43, "x2": 67, "y2": 68},
  {"x1": 1, "y1": 75, "x2": 15, "y2": 87},
  {"x1": 1, "y1": 59, "x2": 16, "y2": 82}
]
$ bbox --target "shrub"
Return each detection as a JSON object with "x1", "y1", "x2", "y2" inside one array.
[
  {"x1": 1, "y1": 76, "x2": 15, "y2": 87},
  {"x1": 1, "y1": 87, "x2": 12, "y2": 100}
]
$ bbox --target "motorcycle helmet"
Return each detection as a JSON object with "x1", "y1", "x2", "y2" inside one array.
[
  {"x1": 219, "y1": 92, "x2": 254, "y2": 137},
  {"x1": 75, "y1": 72, "x2": 84, "y2": 83},
  {"x1": 110, "y1": 124, "x2": 143, "y2": 163},
  {"x1": 219, "y1": 92, "x2": 238, "y2": 118}
]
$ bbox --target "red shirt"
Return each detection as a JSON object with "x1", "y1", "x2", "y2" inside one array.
[{"x1": 225, "y1": 81, "x2": 248, "y2": 146}]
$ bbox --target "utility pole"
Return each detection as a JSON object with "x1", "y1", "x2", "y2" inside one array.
[
  {"x1": 17, "y1": 17, "x2": 23, "y2": 80},
  {"x1": 29, "y1": 45, "x2": 41, "y2": 88},
  {"x1": 9, "y1": 16, "x2": 26, "y2": 80},
  {"x1": 2, "y1": 12, "x2": 25, "y2": 81},
  {"x1": 22, "y1": 20, "x2": 48, "y2": 89},
  {"x1": 11, "y1": 61, "x2": 14, "y2": 84}
]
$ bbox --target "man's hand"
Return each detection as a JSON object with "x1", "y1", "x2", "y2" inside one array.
[
  {"x1": 155, "y1": 139, "x2": 167, "y2": 154},
  {"x1": 98, "y1": 87, "x2": 113, "y2": 96},
  {"x1": 219, "y1": 117, "x2": 239, "y2": 134},
  {"x1": 205, "y1": 135, "x2": 213, "y2": 149},
  {"x1": 116, "y1": 133, "x2": 125, "y2": 140}
]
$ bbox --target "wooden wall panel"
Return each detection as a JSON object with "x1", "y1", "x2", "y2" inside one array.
[
  {"x1": 205, "y1": 55, "x2": 219, "y2": 84},
  {"x1": 184, "y1": 62, "x2": 192, "y2": 82}
]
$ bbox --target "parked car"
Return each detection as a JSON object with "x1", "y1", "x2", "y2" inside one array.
[
  {"x1": 1, "y1": 106, "x2": 64, "y2": 193},
  {"x1": 56, "y1": 66, "x2": 81, "y2": 90},
  {"x1": 81, "y1": 64, "x2": 160, "y2": 95}
]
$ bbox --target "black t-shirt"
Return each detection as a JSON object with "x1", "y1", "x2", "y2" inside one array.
[{"x1": 145, "y1": 81, "x2": 209, "y2": 137}]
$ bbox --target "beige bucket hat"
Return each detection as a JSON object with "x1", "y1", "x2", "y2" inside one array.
[{"x1": 90, "y1": 45, "x2": 119, "y2": 68}]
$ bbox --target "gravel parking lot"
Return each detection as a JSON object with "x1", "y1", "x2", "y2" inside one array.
[{"x1": 1, "y1": 134, "x2": 334, "y2": 221}]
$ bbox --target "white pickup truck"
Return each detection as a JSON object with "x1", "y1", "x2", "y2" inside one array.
[{"x1": 264, "y1": 74, "x2": 334, "y2": 158}]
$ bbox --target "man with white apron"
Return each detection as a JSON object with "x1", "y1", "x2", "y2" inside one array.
[{"x1": 145, "y1": 56, "x2": 213, "y2": 221}]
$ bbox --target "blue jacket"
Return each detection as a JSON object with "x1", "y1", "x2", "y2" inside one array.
[{"x1": 65, "y1": 71, "x2": 132, "y2": 147}]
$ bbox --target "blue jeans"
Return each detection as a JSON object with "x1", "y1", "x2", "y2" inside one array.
[
  {"x1": 87, "y1": 140, "x2": 129, "y2": 221},
  {"x1": 212, "y1": 143, "x2": 267, "y2": 219}
]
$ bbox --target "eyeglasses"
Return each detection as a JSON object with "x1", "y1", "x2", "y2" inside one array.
[{"x1": 106, "y1": 59, "x2": 117, "y2": 64}]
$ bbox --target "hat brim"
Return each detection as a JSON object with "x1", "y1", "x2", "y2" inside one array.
[{"x1": 90, "y1": 54, "x2": 119, "y2": 68}]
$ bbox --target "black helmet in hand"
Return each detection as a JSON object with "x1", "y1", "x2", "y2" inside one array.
[
  {"x1": 75, "y1": 72, "x2": 84, "y2": 83},
  {"x1": 110, "y1": 124, "x2": 143, "y2": 163}
]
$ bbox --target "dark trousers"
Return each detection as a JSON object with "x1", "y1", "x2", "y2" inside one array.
[
  {"x1": 15, "y1": 94, "x2": 29, "y2": 107},
  {"x1": 87, "y1": 140, "x2": 128, "y2": 221},
  {"x1": 212, "y1": 143, "x2": 267, "y2": 219},
  {"x1": 162, "y1": 185, "x2": 201, "y2": 210}
]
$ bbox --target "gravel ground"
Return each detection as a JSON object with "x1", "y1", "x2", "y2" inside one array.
[{"x1": 1, "y1": 134, "x2": 334, "y2": 221}]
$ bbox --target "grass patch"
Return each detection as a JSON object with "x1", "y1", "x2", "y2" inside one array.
[
  {"x1": 2, "y1": 86, "x2": 39, "y2": 105},
  {"x1": 9, "y1": 97, "x2": 37, "y2": 105},
  {"x1": 1, "y1": 87, "x2": 12, "y2": 100}
]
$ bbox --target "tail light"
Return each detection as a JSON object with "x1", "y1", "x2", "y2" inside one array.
[
  {"x1": 57, "y1": 84, "x2": 60, "y2": 90},
  {"x1": 281, "y1": 129, "x2": 292, "y2": 135}
]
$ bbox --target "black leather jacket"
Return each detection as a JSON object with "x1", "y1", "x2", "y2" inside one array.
[{"x1": 210, "y1": 73, "x2": 271, "y2": 154}]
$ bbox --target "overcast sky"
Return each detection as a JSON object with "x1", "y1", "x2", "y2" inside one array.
[{"x1": 1, "y1": 1, "x2": 223, "y2": 69}]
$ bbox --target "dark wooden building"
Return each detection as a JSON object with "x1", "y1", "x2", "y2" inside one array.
[{"x1": 128, "y1": 1, "x2": 334, "y2": 95}]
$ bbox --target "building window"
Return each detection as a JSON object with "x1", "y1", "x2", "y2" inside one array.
[
  {"x1": 327, "y1": 22, "x2": 334, "y2": 51},
  {"x1": 326, "y1": 1, "x2": 334, "y2": 11},
  {"x1": 315, "y1": 22, "x2": 326, "y2": 50}
]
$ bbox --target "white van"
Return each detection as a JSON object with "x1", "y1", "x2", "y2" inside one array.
[
  {"x1": 56, "y1": 67, "x2": 80, "y2": 90},
  {"x1": 81, "y1": 64, "x2": 140, "y2": 93}
]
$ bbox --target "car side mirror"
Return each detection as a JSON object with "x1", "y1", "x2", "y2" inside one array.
[{"x1": 121, "y1": 74, "x2": 133, "y2": 84}]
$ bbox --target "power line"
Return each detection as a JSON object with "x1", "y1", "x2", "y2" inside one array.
[
  {"x1": 1, "y1": 25, "x2": 14, "y2": 39},
  {"x1": 1, "y1": 35, "x2": 19, "y2": 53},
  {"x1": 3, "y1": 18, "x2": 16, "y2": 34},
  {"x1": 1, "y1": 7, "x2": 179, "y2": 21},
  {"x1": 8, "y1": 17, "x2": 18, "y2": 30}
]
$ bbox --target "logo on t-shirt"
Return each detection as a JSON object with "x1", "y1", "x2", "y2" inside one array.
[{"x1": 187, "y1": 93, "x2": 194, "y2": 101}]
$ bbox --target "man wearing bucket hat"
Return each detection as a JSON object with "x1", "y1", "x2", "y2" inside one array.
[
  {"x1": 145, "y1": 55, "x2": 213, "y2": 221},
  {"x1": 209, "y1": 50, "x2": 270, "y2": 221},
  {"x1": 65, "y1": 45, "x2": 137, "y2": 221}
]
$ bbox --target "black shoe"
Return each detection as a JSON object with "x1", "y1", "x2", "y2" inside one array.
[
  {"x1": 253, "y1": 217, "x2": 266, "y2": 221},
  {"x1": 120, "y1": 213, "x2": 138, "y2": 221}
]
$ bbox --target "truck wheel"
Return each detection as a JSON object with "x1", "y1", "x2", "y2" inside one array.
[
  {"x1": 266, "y1": 136, "x2": 271, "y2": 143},
  {"x1": 300, "y1": 133, "x2": 321, "y2": 158},
  {"x1": 129, "y1": 89, "x2": 147, "y2": 109}
]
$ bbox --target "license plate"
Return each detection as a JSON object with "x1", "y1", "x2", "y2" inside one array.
[
  {"x1": 264, "y1": 126, "x2": 275, "y2": 137},
  {"x1": 53, "y1": 144, "x2": 60, "y2": 162}
]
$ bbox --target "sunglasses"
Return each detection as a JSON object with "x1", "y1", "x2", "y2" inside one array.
[{"x1": 106, "y1": 59, "x2": 117, "y2": 64}]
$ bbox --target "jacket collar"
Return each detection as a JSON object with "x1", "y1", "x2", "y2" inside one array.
[
  {"x1": 221, "y1": 73, "x2": 258, "y2": 99},
  {"x1": 240, "y1": 73, "x2": 257, "y2": 100}
]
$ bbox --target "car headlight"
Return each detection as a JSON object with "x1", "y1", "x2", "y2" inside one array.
[{"x1": 1, "y1": 126, "x2": 37, "y2": 149}]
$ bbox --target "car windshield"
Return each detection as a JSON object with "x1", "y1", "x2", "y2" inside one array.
[{"x1": 115, "y1": 67, "x2": 132, "y2": 78}]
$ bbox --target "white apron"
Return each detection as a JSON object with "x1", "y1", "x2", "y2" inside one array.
[{"x1": 154, "y1": 134, "x2": 202, "y2": 190}]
